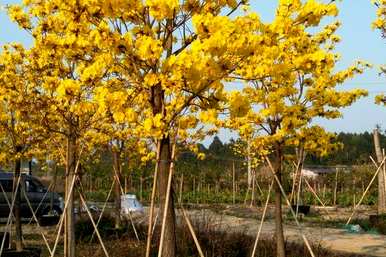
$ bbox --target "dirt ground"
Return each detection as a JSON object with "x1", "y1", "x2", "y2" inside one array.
[
  {"x1": 1, "y1": 204, "x2": 385, "y2": 257},
  {"x1": 180, "y1": 205, "x2": 386, "y2": 257}
]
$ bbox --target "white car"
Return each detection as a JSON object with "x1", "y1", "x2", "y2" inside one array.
[{"x1": 120, "y1": 194, "x2": 144, "y2": 217}]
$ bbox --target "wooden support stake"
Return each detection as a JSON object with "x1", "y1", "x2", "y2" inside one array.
[
  {"x1": 346, "y1": 156, "x2": 386, "y2": 225},
  {"x1": 232, "y1": 161, "x2": 236, "y2": 205},
  {"x1": 157, "y1": 140, "x2": 177, "y2": 257},
  {"x1": 265, "y1": 157, "x2": 315, "y2": 257},
  {"x1": 333, "y1": 168, "x2": 338, "y2": 206},
  {"x1": 181, "y1": 207, "x2": 205, "y2": 257},
  {"x1": 179, "y1": 174, "x2": 184, "y2": 204},
  {"x1": 251, "y1": 180, "x2": 273, "y2": 257},
  {"x1": 79, "y1": 191, "x2": 110, "y2": 257},
  {"x1": 145, "y1": 141, "x2": 161, "y2": 257}
]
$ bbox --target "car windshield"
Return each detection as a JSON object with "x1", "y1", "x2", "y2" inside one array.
[{"x1": 26, "y1": 178, "x2": 46, "y2": 193}]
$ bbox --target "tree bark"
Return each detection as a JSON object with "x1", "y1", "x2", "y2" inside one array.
[
  {"x1": 112, "y1": 149, "x2": 122, "y2": 229},
  {"x1": 157, "y1": 137, "x2": 176, "y2": 257},
  {"x1": 65, "y1": 134, "x2": 76, "y2": 257},
  {"x1": 273, "y1": 144, "x2": 286, "y2": 257},
  {"x1": 151, "y1": 18, "x2": 177, "y2": 253},
  {"x1": 13, "y1": 146, "x2": 23, "y2": 252},
  {"x1": 374, "y1": 128, "x2": 386, "y2": 214}
]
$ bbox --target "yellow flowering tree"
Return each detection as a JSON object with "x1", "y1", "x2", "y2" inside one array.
[
  {"x1": 80, "y1": 1, "x2": 266, "y2": 256},
  {"x1": 0, "y1": 44, "x2": 42, "y2": 252},
  {"x1": 372, "y1": 0, "x2": 386, "y2": 104},
  {"x1": 372, "y1": 0, "x2": 386, "y2": 35},
  {"x1": 9, "y1": 1, "x2": 265, "y2": 256},
  {"x1": 85, "y1": 90, "x2": 154, "y2": 229},
  {"x1": 228, "y1": 1, "x2": 368, "y2": 256},
  {"x1": 8, "y1": 2, "x2": 113, "y2": 256}
]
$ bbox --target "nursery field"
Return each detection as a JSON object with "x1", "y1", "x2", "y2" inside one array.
[{"x1": 0, "y1": 0, "x2": 385, "y2": 257}]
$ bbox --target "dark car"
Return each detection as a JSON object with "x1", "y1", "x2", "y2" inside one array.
[{"x1": 0, "y1": 172, "x2": 63, "y2": 219}]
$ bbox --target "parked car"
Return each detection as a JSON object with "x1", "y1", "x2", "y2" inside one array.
[
  {"x1": 120, "y1": 194, "x2": 144, "y2": 218},
  {"x1": 0, "y1": 172, "x2": 63, "y2": 219}
]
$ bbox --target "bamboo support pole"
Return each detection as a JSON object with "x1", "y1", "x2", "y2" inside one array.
[
  {"x1": 21, "y1": 186, "x2": 53, "y2": 255},
  {"x1": 112, "y1": 166, "x2": 139, "y2": 241},
  {"x1": 232, "y1": 161, "x2": 236, "y2": 205},
  {"x1": 250, "y1": 171, "x2": 256, "y2": 207},
  {"x1": 265, "y1": 157, "x2": 315, "y2": 257},
  {"x1": 90, "y1": 177, "x2": 115, "y2": 243},
  {"x1": 370, "y1": 155, "x2": 386, "y2": 199},
  {"x1": 251, "y1": 180, "x2": 273, "y2": 257},
  {"x1": 0, "y1": 182, "x2": 15, "y2": 219},
  {"x1": 346, "y1": 156, "x2": 386, "y2": 225},
  {"x1": 179, "y1": 174, "x2": 184, "y2": 204},
  {"x1": 304, "y1": 178, "x2": 326, "y2": 207},
  {"x1": 145, "y1": 141, "x2": 161, "y2": 257},
  {"x1": 181, "y1": 206, "x2": 205, "y2": 257},
  {"x1": 333, "y1": 168, "x2": 338, "y2": 206},
  {"x1": 50, "y1": 173, "x2": 78, "y2": 257},
  {"x1": 27, "y1": 182, "x2": 54, "y2": 225},
  {"x1": 0, "y1": 175, "x2": 22, "y2": 256},
  {"x1": 295, "y1": 170, "x2": 302, "y2": 218},
  {"x1": 176, "y1": 173, "x2": 204, "y2": 257},
  {"x1": 256, "y1": 179, "x2": 263, "y2": 195},
  {"x1": 51, "y1": 146, "x2": 83, "y2": 257},
  {"x1": 157, "y1": 139, "x2": 177, "y2": 257},
  {"x1": 79, "y1": 191, "x2": 110, "y2": 257}
]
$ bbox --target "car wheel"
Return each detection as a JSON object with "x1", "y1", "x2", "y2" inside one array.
[
  {"x1": 42, "y1": 205, "x2": 62, "y2": 217},
  {"x1": 39, "y1": 206, "x2": 62, "y2": 226}
]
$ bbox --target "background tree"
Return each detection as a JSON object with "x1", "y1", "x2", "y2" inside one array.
[
  {"x1": 8, "y1": 2, "x2": 114, "y2": 256},
  {"x1": 228, "y1": 1, "x2": 369, "y2": 256},
  {"x1": 82, "y1": 2, "x2": 268, "y2": 256},
  {"x1": 0, "y1": 44, "x2": 46, "y2": 252}
]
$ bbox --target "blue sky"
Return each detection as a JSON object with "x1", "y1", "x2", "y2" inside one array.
[
  {"x1": 0, "y1": 0, "x2": 385, "y2": 145},
  {"x1": 250, "y1": 1, "x2": 386, "y2": 133}
]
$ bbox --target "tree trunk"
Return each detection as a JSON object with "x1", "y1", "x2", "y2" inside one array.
[
  {"x1": 150, "y1": 24, "x2": 177, "y2": 251},
  {"x1": 112, "y1": 149, "x2": 122, "y2": 229},
  {"x1": 28, "y1": 160, "x2": 32, "y2": 176},
  {"x1": 247, "y1": 140, "x2": 252, "y2": 189},
  {"x1": 140, "y1": 174, "x2": 144, "y2": 202},
  {"x1": 250, "y1": 170, "x2": 255, "y2": 207},
  {"x1": 273, "y1": 144, "x2": 285, "y2": 257},
  {"x1": 232, "y1": 161, "x2": 235, "y2": 205},
  {"x1": 158, "y1": 137, "x2": 176, "y2": 257},
  {"x1": 179, "y1": 174, "x2": 183, "y2": 204},
  {"x1": 374, "y1": 128, "x2": 386, "y2": 214},
  {"x1": 65, "y1": 134, "x2": 76, "y2": 257},
  {"x1": 13, "y1": 146, "x2": 23, "y2": 252},
  {"x1": 333, "y1": 168, "x2": 338, "y2": 206}
]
